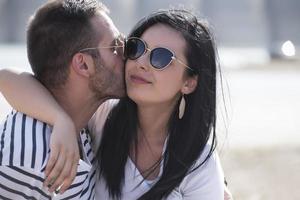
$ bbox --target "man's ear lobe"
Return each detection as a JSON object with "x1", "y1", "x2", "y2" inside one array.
[{"x1": 181, "y1": 75, "x2": 198, "y2": 94}]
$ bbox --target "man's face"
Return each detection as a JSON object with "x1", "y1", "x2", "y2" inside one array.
[{"x1": 88, "y1": 12, "x2": 126, "y2": 99}]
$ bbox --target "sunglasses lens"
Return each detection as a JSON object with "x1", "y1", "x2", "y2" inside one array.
[
  {"x1": 126, "y1": 38, "x2": 145, "y2": 59},
  {"x1": 150, "y1": 48, "x2": 173, "y2": 69}
]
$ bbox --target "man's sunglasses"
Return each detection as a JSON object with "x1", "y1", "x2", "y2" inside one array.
[
  {"x1": 124, "y1": 37, "x2": 195, "y2": 72},
  {"x1": 79, "y1": 35, "x2": 124, "y2": 56}
]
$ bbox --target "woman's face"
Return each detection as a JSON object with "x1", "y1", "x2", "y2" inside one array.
[{"x1": 125, "y1": 23, "x2": 190, "y2": 106}]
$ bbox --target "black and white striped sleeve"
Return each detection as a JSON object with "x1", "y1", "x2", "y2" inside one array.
[
  {"x1": 0, "y1": 111, "x2": 92, "y2": 200},
  {"x1": 0, "y1": 165, "x2": 53, "y2": 199},
  {"x1": 0, "y1": 111, "x2": 52, "y2": 199}
]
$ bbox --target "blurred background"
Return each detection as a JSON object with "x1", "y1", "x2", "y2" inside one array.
[{"x1": 0, "y1": 0, "x2": 299, "y2": 199}]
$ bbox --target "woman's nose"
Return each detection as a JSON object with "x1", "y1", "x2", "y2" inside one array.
[{"x1": 136, "y1": 50, "x2": 150, "y2": 71}]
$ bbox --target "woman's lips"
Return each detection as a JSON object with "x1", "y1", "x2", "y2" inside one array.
[{"x1": 130, "y1": 75, "x2": 152, "y2": 84}]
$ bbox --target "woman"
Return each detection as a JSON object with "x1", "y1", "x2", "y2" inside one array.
[
  {"x1": 1, "y1": 9, "x2": 227, "y2": 199},
  {"x1": 95, "y1": 9, "x2": 223, "y2": 199}
]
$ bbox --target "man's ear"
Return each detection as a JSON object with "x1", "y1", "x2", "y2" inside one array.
[
  {"x1": 181, "y1": 75, "x2": 198, "y2": 95},
  {"x1": 71, "y1": 53, "x2": 95, "y2": 77}
]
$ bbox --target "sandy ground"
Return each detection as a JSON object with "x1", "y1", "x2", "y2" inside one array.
[
  {"x1": 220, "y1": 145, "x2": 300, "y2": 200},
  {"x1": 0, "y1": 95, "x2": 11, "y2": 120},
  {"x1": 219, "y1": 64, "x2": 300, "y2": 200}
]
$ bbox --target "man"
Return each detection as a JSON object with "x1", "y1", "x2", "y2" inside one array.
[{"x1": 0, "y1": 0, "x2": 125, "y2": 199}]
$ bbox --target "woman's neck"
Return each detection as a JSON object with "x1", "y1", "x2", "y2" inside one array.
[
  {"x1": 137, "y1": 100, "x2": 177, "y2": 144},
  {"x1": 131, "y1": 100, "x2": 178, "y2": 180}
]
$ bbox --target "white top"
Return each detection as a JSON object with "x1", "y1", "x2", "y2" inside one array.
[
  {"x1": 89, "y1": 100, "x2": 224, "y2": 200},
  {"x1": 0, "y1": 110, "x2": 96, "y2": 199}
]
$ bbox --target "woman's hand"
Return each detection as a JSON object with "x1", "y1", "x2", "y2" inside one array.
[
  {"x1": 43, "y1": 114, "x2": 80, "y2": 194},
  {"x1": 224, "y1": 185, "x2": 234, "y2": 200}
]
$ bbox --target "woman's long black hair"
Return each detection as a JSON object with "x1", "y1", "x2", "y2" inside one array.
[{"x1": 97, "y1": 9, "x2": 219, "y2": 200}]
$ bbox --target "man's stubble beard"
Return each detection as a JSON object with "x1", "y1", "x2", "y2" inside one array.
[{"x1": 89, "y1": 58, "x2": 126, "y2": 100}]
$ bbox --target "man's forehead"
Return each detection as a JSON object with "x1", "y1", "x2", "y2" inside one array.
[{"x1": 93, "y1": 12, "x2": 121, "y2": 45}]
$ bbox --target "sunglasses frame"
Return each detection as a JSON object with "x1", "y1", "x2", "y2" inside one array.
[
  {"x1": 125, "y1": 37, "x2": 195, "y2": 72},
  {"x1": 79, "y1": 45, "x2": 124, "y2": 55},
  {"x1": 79, "y1": 34, "x2": 125, "y2": 56}
]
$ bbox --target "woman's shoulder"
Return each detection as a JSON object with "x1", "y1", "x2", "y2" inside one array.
[
  {"x1": 95, "y1": 99, "x2": 119, "y2": 117},
  {"x1": 177, "y1": 144, "x2": 224, "y2": 199},
  {"x1": 89, "y1": 99, "x2": 119, "y2": 128},
  {"x1": 195, "y1": 144, "x2": 219, "y2": 167},
  {"x1": 88, "y1": 99, "x2": 119, "y2": 149}
]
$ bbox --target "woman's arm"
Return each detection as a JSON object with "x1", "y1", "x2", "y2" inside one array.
[
  {"x1": 0, "y1": 68, "x2": 79, "y2": 193},
  {"x1": 178, "y1": 147, "x2": 225, "y2": 200},
  {"x1": 0, "y1": 68, "x2": 64, "y2": 124}
]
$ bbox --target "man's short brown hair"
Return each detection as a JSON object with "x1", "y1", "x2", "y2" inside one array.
[{"x1": 27, "y1": 0, "x2": 108, "y2": 88}]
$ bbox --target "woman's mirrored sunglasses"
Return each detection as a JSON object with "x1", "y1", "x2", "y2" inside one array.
[{"x1": 124, "y1": 37, "x2": 195, "y2": 72}]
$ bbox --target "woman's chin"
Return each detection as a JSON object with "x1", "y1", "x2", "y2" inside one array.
[
  {"x1": 128, "y1": 92, "x2": 146, "y2": 103},
  {"x1": 128, "y1": 91, "x2": 154, "y2": 106}
]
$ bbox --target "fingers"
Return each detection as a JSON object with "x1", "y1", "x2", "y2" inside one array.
[
  {"x1": 45, "y1": 149, "x2": 80, "y2": 194},
  {"x1": 51, "y1": 151, "x2": 79, "y2": 193},
  {"x1": 44, "y1": 147, "x2": 59, "y2": 178},
  {"x1": 48, "y1": 154, "x2": 72, "y2": 193},
  {"x1": 42, "y1": 115, "x2": 79, "y2": 194},
  {"x1": 224, "y1": 186, "x2": 233, "y2": 200},
  {"x1": 44, "y1": 151, "x2": 66, "y2": 192},
  {"x1": 59, "y1": 158, "x2": 79, "y2": 193}
]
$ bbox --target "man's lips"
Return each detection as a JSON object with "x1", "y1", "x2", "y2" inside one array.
[{"x1": 130, "y1": 75, "x2": 152, "y2": 84}]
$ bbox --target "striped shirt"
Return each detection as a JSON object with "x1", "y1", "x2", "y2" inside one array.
[{"x1": 0, "y1": 110, "x2": 96, "y2": 200}]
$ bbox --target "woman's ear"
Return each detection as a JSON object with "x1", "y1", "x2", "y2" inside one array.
[
  {"x1": 71, "y1": 53, "x2": 95, "y2": 78},
  {"x1": 181, "y1": 75, "x2": 198, "y2": 94}
]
